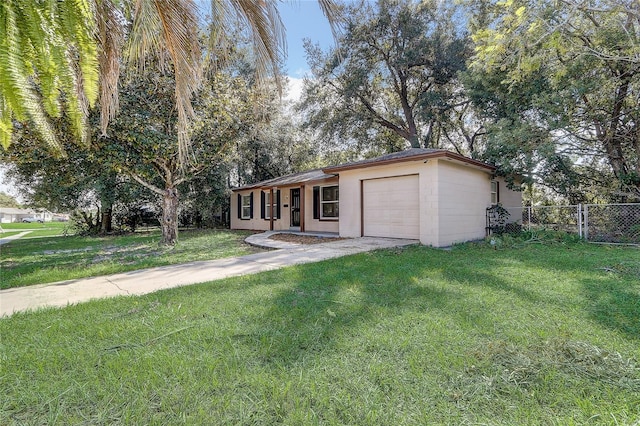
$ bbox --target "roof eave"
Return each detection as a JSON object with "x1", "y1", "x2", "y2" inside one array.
[
  {"x1": 231, "y1": 174, "x2": 338, "y2": 192},
  {"x1": 323, "y1": 151, "x2": 495, "y2": 173}
]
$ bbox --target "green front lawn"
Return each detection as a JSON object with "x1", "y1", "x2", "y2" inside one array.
[
  {"x1": 0, "y1": 229, "x2": 261, "y2": 289},
  {"x1": 0, "y1": 231, "x2": 23, "y2": 238},
  {"x1": 1, "y1": 242, "x2": 638, "y2": 424},
  {"x1": 1, "y1": 222, "x2": 68, "y2": 239},
  {"x1": 0, "y1": 222, "x2": 67, "y2": 230}
]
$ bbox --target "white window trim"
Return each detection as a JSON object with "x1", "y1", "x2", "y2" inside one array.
[
  {"x1": 241, "y1": 194, "x2": 252, "y2": 219},
  {"x1": 264, "y1": 192, "x2": 272, "y2": 220},
  {"x1": 320, "y1": 185, "x2": 339, "y2": 219},
  {"x1": 490, "y1": 181, "x2": 498, "y2": 205}
]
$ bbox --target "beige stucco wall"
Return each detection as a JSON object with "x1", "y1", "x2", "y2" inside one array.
[
  {"x1": 337, "y1": 160, "x2": 434, "y2": 240},
  {"x1": 230, "y1": 178, "x2": 339, "y2": 234},
  {"x1": 301, "y1": 184, "x2": 340, "y2": 233},
  {"x1": 336, "y1": 158, "x2": 521, "y2": 247},
  {"x1": 230, "y1": 188, "x2": 270, "y2": 231},
  {"x1": 436, "y1": 161, "x2": 493, "y2": 246},
  {"x1": 230, "y1": 160, "x2": 522, "y2": 245}
]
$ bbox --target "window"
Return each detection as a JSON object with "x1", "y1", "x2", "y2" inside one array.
[
  {"x1": 321, "y1": 185, "x2": 339, "y2": 218},
  {"x1": 241, "y1": 194, "x2": 252, "y2": 219},
  {"x1": 261, "y1": 190, "x2": 280, "y2": 219},
  {"x1": 264, "y1": 192, "x2": 272, "y2": 219},
  {"x1": 490, "y1": 181, "x2": 499, "y2": 205}
]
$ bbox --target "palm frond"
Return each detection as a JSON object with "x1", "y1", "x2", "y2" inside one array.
[
  {"x1": 127, "y1": 0, "x2": 202, "y2": 164},
  {"x1": 0, "y1": 0, "x2": 99, "y2": 151},
  {"x1": 233, "y1": 0, "x2": 286, "y2": 91},
  {"x1": 316, "y1": 0, "x2": 343, "y2": 40},
  {"x1": 96, "y1": 0, "x2": 124, "y2": 136}
]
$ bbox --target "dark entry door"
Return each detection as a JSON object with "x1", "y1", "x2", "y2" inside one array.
[{"x1": 290, "y1": 188, "x2": 300, "y2": 227}]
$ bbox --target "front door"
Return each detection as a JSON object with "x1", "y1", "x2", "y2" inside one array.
[{"x1": 290, "y1": 188, "x2": 300, "y2": 227}]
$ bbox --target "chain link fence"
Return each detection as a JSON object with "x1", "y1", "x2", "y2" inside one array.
[
  {"x1": 487, "y1": 203, "x2": 640, "y2": 244},
  {"x1": 584, "y1": 204, "x2": 640, "y2": 243}
]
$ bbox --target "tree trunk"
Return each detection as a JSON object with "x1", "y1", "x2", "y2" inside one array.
[
  {"x1": 160, "y1": 187, "x2": 179, "y2": 246},
  {"x1": 100, "y1": 207, "x2": 113, "y2": 233},
  {"x1": 98, "y1": 172, "x2": 117, "y2": 233}
]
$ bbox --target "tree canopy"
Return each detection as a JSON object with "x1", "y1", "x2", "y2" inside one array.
[
  {"x1": 469, "y1": 0, "x2": 640, "y2": 200},
  {"x1": 298, "y1": 0, "x2": 488, "y2": 162},
  {"x1": 1, "y1": 0, "x2": 338, "y2": 165},
  {"x1": 0, "y1": 192, "x2": 20, "y2": 208}
]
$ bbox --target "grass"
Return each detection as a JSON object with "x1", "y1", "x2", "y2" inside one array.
[
  {"x1": 0, "y1": 229, "x2": 261, "y2": 289},
  {"x1": 0, "y1": 231, "x2": 24, "y2": 238},
  {"x1": 1, "y1": 222, "x2": 68, "y2": 239},
  {"x1": 1, "y1": 241, "x2": 638, "y2": 424},
  {"x1": 0, "y1": 221, "x2": 67, "y2": 230}
]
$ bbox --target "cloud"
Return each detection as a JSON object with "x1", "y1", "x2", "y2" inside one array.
[{"x1": 284, "y1": 76, "x2": 306, "y2": 103}]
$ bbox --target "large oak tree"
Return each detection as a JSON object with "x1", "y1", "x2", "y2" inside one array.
[
  {"x1": 298, "y1": 0, "x2": 477, "y2": 159},
  {"x1": 469, "y1": 0, "x2": 640, "y2": 200},
  {"x1": 102, "y1": 61, "x2": 253, "y2": 245}
]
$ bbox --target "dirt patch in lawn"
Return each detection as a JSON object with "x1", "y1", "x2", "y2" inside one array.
[{"x1": 268, "y1": 233, "x2": 346, "y2": 245}]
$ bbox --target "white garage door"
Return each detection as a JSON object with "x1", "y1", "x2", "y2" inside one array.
[{"x1": 363, "y1": 175, "x2": 420, "y2": 239}]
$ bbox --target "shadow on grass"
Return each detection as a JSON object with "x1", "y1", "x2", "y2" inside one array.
[
  {"x1": 234, "y1": 249, "x2": 457, "y2": 365},
  {"x1": 498, "y1": 243, "x2": 640, "y2": 340},
  {"x1": 243, "y1": 244, "x2": 640, "y2": 367},
  {"x1": 581, "y1": 278, "x2": 640, "y2": 339},
  {"x1": 243, "y1": 248, "x2": 535, "y2": 366},
  {"x1": 451, "y1": 243, "x2": 639, "y2": 340}
]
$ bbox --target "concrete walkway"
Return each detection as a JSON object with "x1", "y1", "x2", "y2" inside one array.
[
  {"x1": 245, "y1": 230, "x2": 342, "y2": 250},
  {"x1": 0, "y1": 234, "x2": 417, "y2": 317},
  {"x1": 0, "y1": 231, "x2": 32, "y2": 245}
]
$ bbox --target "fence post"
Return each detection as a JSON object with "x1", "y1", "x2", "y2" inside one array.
[
  {"x1": 527, "y1": 206, "x2": 531, "y2": 231},
  {"x1": 578, "y1": 204, "x2": 582, "y2": 238},
  {"x1": 584, "y1": 205, "x2": 589, "y2": 240}
]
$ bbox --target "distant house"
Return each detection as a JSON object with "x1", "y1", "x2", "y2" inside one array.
[
  {"x1": 0, "y1": 208, "x2": 33, "y2": 223},
  {"x1": 230, "y1": 148, "x2": 522, "y2": 247},
  {"x1": 0, "y1": 208, "x2": 53, "y2": 223}
]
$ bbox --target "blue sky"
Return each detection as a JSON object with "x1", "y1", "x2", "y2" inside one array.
[{"x1": 279, "y1": 1, "x2": 337, "y2": 78}]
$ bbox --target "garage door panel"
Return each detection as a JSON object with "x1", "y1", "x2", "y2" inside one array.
[{"x1": 363, "y1": 175, "x2": 419, "y2": 239}]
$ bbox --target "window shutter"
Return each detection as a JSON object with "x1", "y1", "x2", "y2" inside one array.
[
  {"x1": 497, "y1": 181, "x2": 500, "y2": 203},
  {"x1": 237, "y1": 194, "x2": 241, "y2": 219},
  {"x1": 313, "y1": 186, "x2": 320, "y2": 219},
  {"x1": 249, "y1": 193, "x2": 254, "y2": 218},
  {"x1": 260, "y1": 191, "x2": 265, "y2": 219},
  {"x1": 276, "y1": 190, "x2": 281, "y2": 219}
]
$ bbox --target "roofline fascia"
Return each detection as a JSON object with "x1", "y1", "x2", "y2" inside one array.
[
  {"x1": 322, "y1": 151, "x2": 496, "y2": 173},
  {"x1": 231, "y1": 174, "x2": 338, "y2": 193}
]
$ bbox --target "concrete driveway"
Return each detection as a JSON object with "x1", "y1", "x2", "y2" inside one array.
[{"x1": 0, "y1": 235, "x2": 417, "y2": 317}]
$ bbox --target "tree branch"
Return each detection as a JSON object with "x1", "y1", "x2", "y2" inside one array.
[{"x1": 128, "y1": 171, "x2": 164, "y2": 196}]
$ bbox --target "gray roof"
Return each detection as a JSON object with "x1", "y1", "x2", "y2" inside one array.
[
  {"x1": 324, "y1": 148, "x2": 442, "y2": 171},
  {"x1": 233, "y1": 149, "x2": 494, "y2": 191},
  {"x1": 0, "y1": 208, "x2": 32, "y2": 215},
  {"x1": 233, "y1": 168, "x2": 336, "y2": 191},
  {"x1": 324, "y1": 148, "x2": 495, "y2": 172}
]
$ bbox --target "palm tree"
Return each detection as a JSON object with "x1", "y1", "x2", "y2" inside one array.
[
  {"x1": 0, "y1": 0, "x2": 98, "y2": 151},
  {"x1": 0, "y1": 0, "x2": 339, "y2": 162}
]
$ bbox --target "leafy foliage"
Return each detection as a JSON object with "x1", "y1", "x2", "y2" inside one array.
[
  {"x1": 0, "y1": 191, "x2": 20, "y2": 208},
  {"x1": 1, "y1": 0, "x2": 338, "y2": 168},
  {"x1": 0, "y1": 0, "x2": 98, "y2": 150},
  {"x1": 469, "y1": 0, "x2": 640, "y2": 201},
  {"x1": 99, "y1": 61, "x2": 249, "y2": 244},
  {"x1": 298, "y1": 0, "x2": 479, "y2": 159}
]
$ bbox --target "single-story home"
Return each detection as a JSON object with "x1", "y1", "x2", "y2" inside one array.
[
  {"x1": 0, "y1": 208, "x2": 54, "y2": 223},
  {"x1": 231, "y1": 148, "x2": 522, "y2": 247}
]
